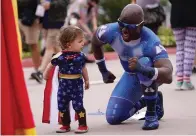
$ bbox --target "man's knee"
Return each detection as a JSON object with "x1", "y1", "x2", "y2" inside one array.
[
  {"x1": 106, "y1": 115, "x2": 121, "y2": 125},
  {"x1": 106, "y1": 108, "x2": 135, "y2": 125},
  {"x1": 106, "y1": 97, "x2": 135, "y2": 125}
]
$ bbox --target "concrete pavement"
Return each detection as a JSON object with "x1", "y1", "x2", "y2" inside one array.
[{"x1": 23, "y1": 54, "x2": 196, "y2": 135}]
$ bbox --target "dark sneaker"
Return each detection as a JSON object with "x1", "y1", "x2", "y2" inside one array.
[
  {"x1": 29, "y1": 73, "x2": 34, "y2": 80},
  {"x1": 142, "y1": 116, "x2": 159, "y2": 130},
  {"x1": 138, "y1": 91, "x2": 164, "y2": 120},
  {"x1": 40, "y1": 48, "x2": 45, "y2": 57},
  {"x1": 56, "y1": 125, "x2": 71, "y2": 133},
  {"x1": 192, "y1": 67, "x2": 196, "y2": 74},
  {"x1": 31, "y1": 71, "x2": 43, "y2": 84}
]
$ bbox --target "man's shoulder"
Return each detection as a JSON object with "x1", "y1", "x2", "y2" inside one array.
[
  {"x1": 98, "y1": 22, "x2": 119, "y2": 33},
  {"x1": 141, "y1": 27, "x2": 160, "y2": 45},
  {"x1": 96, "y1": 22, "x2": 119, "y2": 43},
  {"x1": 142, "y1": 27, "x2": 159, "y2": 39}
]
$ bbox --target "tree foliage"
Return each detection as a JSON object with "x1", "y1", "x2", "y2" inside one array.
[
  {"x1": 98, "y1": 0, "x2": 131, "y2": 25},
  {"x1": 98, "y1": 0, "x2": 169, "y2": 25}
]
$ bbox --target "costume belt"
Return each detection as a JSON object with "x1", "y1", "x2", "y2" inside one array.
[{"x1": 59, "y1": 73, "x2": 82, "y2": 79}]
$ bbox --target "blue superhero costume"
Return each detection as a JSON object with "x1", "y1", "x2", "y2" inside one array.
[{"x1": 96, "y1": 23, "x2": 168, "y2": 124}]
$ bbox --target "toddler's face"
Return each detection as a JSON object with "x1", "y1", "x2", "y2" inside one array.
[{"x1": 69, "y1": 34, "x2": 85, "y2": 52}]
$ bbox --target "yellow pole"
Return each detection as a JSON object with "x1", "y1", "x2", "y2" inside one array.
[{"x1": 11, "y1": 0, "x2": 23, "y2": 59}]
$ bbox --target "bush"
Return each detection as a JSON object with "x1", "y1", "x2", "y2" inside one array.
[
  {"x1": 160, "y1": 0, "x2": 169, "y2": 6},
  {"x1": 158, "y1": 26, "x2": 176, "y2": 47},
  {"x1": 158, "y1": 26, "x2": 173, "y2": 36},
  {"x1": 99, "y1": 0, "x2": 131, "y2": 25},
  {"x1": 104, "y1": 44, "x2": 114, "y2": 52}
]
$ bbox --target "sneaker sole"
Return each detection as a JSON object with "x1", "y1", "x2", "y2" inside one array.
[
  {"x1": 75, "y1": 130, "x2": 88, "y2": 134},
  {"x1": 75, "y1": 129, "x2": 88, "y2": 133},
  {"x1": 142, "y1": 125, "x2": 159, "y2": 130},
  {"x1": 175, "y1": 86, "x2": 183, "y2": 91},
  {"x1": 29, "y1": 77, "x2": 34, "y2": 80},
  {"x1": 192, "y1": 68, "x2": 196, "y2": 74},
  {"x1": 181, "y1": 86, "x2": 195, "y2": 90},
  {"x1": 175, "y1": 88, "x2": 186, "y2": 91},
  {"x1": 175, "y1": 88, "x2": 183, "y2": 91},
  {"x1": 56, "y1": 129, "x2": 71, "y2": 133}
]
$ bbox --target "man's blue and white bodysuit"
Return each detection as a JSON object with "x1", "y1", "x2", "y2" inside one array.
[{"x1": 96, "y1": 23, "x2": 168, "y2": 124}]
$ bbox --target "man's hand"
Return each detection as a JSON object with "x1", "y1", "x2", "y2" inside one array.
[
  {"x1": 42, "y1": 1, "x2": 50, "y2": 10},
  {"x1": 128, "y1": 57, "x2": 139, "y2": 71},
  {"x1": 96, "y1": 59, "x2": 116, "y2": 83},
  {"x1": 101, "y1": 71, "x2": 116, "y2": 83},
  {"x1": 129, "y1": 57, "x2": 157, "y2": 80}
]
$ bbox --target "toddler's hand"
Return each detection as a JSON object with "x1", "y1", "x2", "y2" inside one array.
[
  {"x1": 85, "y1": 80, "x2": 90, "y2": 90},
  {"x1": 43, "y1": 71, "x2": 49, "y2": 80}
]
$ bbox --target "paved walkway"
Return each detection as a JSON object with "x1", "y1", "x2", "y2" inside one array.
[{"x1": 23, "y1": 54, "x2": 196, "y2": 135}]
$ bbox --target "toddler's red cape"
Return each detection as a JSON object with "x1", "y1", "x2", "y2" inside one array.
[{"x1": 42, "y1": 67, "x2": 78, "y2": 124}]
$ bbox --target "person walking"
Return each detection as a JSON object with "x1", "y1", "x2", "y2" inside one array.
[{"x1": 169, "y1": 0, "x2": 196, "y2": 90}]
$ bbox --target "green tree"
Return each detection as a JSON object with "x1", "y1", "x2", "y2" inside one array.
[
  {"x1": 99, "y1": 0, "x2": 131, "y2": 25},
  {"x1": 160, "y1": 0, "x2": 169, "y2": 6}
]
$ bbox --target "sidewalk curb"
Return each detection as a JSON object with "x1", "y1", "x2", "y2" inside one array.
[{"x1": 22, "y1": 47, "x2": 176, "y2": 68}]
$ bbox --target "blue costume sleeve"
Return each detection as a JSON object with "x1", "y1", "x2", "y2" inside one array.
[
  {"x1": 147, "y1": 42, "x2": 169, "y2": 62},
  {"x1": 81, "y1": 53, "x2": 86, "y2": 67},
  {"x1": 95, "y1": 23, "x2": 117, "y2": 44},
  {"x1": 51, "y1": 58, "x2": 58, "y2": 66}
]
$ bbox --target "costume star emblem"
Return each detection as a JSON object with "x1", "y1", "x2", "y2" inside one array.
[{"x1": 78, "y1": 111, "x2": 85, "y2": 118}]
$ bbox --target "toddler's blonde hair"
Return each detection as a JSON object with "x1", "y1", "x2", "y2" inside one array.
[{"x1": 58, "y1": 26, "x2": 84, "y2": 50}]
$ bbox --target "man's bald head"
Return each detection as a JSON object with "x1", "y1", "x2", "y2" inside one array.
[{"x1": 119, "y1": 4, "x2": 144, "y2": 24}]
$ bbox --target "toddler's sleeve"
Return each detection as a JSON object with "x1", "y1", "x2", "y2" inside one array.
[
  {"x1": 81, "y1": 53, "x2": 86, "y2": 67},
  {"x1": 51, "y1": 52, "x2": 62, "y2": 66}
]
